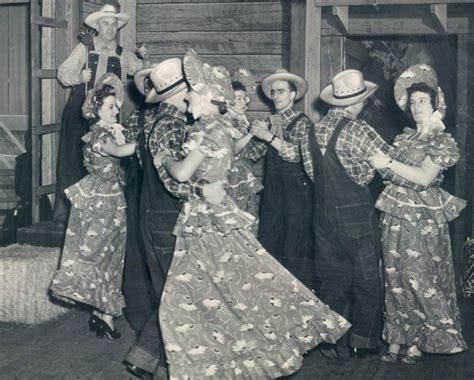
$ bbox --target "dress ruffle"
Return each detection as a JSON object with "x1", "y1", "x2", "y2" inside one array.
[
  {"x1": 376, "y1": 185, "x2": 465, "y2": 223},
  {"x1": 173, "y1": 197, "x2": 256, "y2": 237},
  {"x1": 167, "y1": 312, "x2": 350, "y2": 380},
  {"x1": 65, "y1": 174, "x2": 126, "y2": 211}
]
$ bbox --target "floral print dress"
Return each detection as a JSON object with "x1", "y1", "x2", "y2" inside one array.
[
  {"x1": 50, "y1": 121, "x2": 127, "y2": 316},
  {"x1": 223, "y1": 114, "x2": 263, "y2": 221},
  {"x1": 376, "y1": 128, "x2": 467, "y2": 353},
  {"x1": 159, "y1": 116, "x2": 351, "y2": 380}
]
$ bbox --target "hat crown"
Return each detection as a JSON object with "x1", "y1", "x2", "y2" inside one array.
[
  {"x1": 99, "y1": 4, "x2": 119, "y2": 14},
  {"x1": 149, "y1": 58, "x2": 184, "y2": 92},
  {"x1": 331, "y1": 70, "x2": 367, "y2": 98}
]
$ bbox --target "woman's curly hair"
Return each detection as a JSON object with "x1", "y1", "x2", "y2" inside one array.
[
  {"x1": 82, "y1": 84, "x2": 117, "y2": 121},
  {"x1": 405, "y1": 82, "x2": 437, "y2": 115}
]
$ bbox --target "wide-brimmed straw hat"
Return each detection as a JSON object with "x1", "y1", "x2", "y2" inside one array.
[
  {"x1": 261, "y1": 69, "x2": 308, "y2": 101},
  {"x1": 85, "y1": 4, "x2": 129, "y2": 31},
  {"x1": 82, "y1": 73, "x2": 124, "y2": 119},
  {"x1": 183, "y1": 49, "x2": 235, "y2": 105},
  {"x1": 134, "y1": 58, "x2": 187, "y2": 103},
  {"x1": 320, "y1": 69, "x2": 378, "y2": 106},
  {"x1": 394, "y1": 64, "x2": 446, "y2": 117}
]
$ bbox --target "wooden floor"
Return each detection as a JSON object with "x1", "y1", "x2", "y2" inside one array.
[{"x1": 1, "y1": 300, "x2": 473, "y2": 380}]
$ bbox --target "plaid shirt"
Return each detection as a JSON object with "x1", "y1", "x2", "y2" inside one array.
[
  {"x1": 301, "y1": 108, "x2": 422, "y2": 188},
  {"x1": 126, "y1": 102, "x2": 204, "y2": 200},
  {"x1": 246, "y1": 107, "x2": 313, "y2": 163}
]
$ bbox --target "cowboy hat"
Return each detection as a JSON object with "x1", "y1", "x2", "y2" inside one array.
[
  {"x1": 261, "y1": 69, "x2": 308, "y2": 101},
  {"x1": 394, "y1": 64, "x2": 446, "y2": 117},
  {"x1": 183, "y1": 49, "x2": 235, "y2": 105},
  {"x1": 320, "y1": 69, "x2": 378, "y2": 107},
  {"x1": 134, "y1": 58, "x2": 187, "y2": 103},
  {"x1": 85, "y1": 4, "x2": 129, "y2": 31}
]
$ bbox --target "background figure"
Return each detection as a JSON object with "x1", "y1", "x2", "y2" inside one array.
[
  {"x1": 370, "y1": 64, "x2": 467, "y2": 364},
  {"x1": 53, "y1": 4, "x2": 149, "y2": 225},
  {"x1": 50, "y1": 74, "x2": 137, "y2": 339},
  {"x1": 248, "y1": 69, "x2": 315, "y2": 290},
  {"x1": 224, "y1": 68, "x2": 263, "y2": 231}
]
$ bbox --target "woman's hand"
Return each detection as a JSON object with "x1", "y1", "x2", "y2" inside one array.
[
  {"x1": 154, "y1": 148, "x2": 172, "y2": 168},
  {"x1": 137, "y1": 44, "x2": 150, "y2": 64},
  {"x1": 369, "y1": 149, "x2": 391, "y2": 169},
  {"x1": 80, "y1": 68, "x2": 92, "y2": 83},
  {"x1": 250, "y1": 120, "x2": 272, "y2": 142}
]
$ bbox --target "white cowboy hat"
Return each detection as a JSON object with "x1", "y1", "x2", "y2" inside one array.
[
  {"x1": 85, "y1": 4, "x2": 129, "y2": 31},
  {"x1": 261, "y1": 69, "x2": 308, "y2": 101},
  {"x1": 134, "y1": 58, "x2": 187, "y2": 103},
  {"x1": 320, "y1": 69, "x2": 378, "y2": 106}
]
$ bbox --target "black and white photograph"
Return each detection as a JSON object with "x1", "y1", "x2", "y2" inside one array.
[{"x1": 0, "y1": 0, "x2": 473, "y2": 379}]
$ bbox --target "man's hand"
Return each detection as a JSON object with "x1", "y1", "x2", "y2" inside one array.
[
  {"x1": 369, "y1": 149, "x2": 390, "y2": 169},
  {"x1": 154, "y1": 148, "x2": 171, "y2": 168},
  {"x1": 249, "y1": 120, "x2": 273, "y2": 142},
  {"x1": 202, "y1": 179, "x2": 228, "y2": 205},
  {"x1": 80, "y1": 68, "x2": 92, "y2": 83}
]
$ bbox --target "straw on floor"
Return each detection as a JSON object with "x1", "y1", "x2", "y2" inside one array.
[{"x1": 0, "y1": 244, "x2": 69, "y2": 324}]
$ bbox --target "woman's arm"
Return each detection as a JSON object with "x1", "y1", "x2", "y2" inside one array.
[
  {"x1": 162, "y1": 149, "x2": 206, "y2": 183},
  {"x1": 370, "y1": 150, "x2": 441, "y2": 187},
  {"x1": 102, "y1": 138, "x2": 136, "y2": 157},
  {"x1": 234, "y1": 133, "x2": 253, "y2": 155}
]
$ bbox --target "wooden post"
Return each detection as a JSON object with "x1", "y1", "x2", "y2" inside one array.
[
  {"x1": 454, "y1": 25, "x2": 473, "y2": 286},
  {"x1": 332, "y1": 6, "x2": 349, "y2": 34},
  {"x1": 290, "y1": 0, "x2": 322, "y2": 121},
  {"x1": 118, "y1": 0, "x2": 137, "y2": 121},
  {"x1": 430, "y1": 4, "x2": 448, "y2": 33}
]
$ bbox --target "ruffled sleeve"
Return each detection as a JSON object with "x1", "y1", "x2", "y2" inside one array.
[
  {"x1": 90, "y1": 125, "x2": 114, "y2": 157},
  {"x1": 183, "y1": 119, "x2": 229, "y2": 158},
  {"x1": 424, "y1": 132, "x2": 460, "y2": 168}
]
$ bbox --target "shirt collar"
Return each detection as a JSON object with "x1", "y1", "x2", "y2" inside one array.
[
  {"x1": 277, "y1": 107, "x2": 299, "y2": 122},
  {"x1": 327, "y1": 107, "x2": 354, "y2": 120},
  {"x1": 158, "y1": 102, "x2": 187, "y2": 122},
  {"x1": 93, "y1": 37, "x2": 117, "y2": 52}
]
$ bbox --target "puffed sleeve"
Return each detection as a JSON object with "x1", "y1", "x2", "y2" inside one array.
[
  {"x1": 424, "y1": 132, "x2": 460, "y2": 168},
  {"x1": 57, "y1": 43, "x2": 87, "y2": 86},
  {"x1": 90, "y1": 126, "x2": 114, "y2": 157},
  {"x1": 183, "y1": 120, "x2": 224, "y2": 157},
  {"x1": 119, "y1": 49, "x2": 144, "y2": 76}
]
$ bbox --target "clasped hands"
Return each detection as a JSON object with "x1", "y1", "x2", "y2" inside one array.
[{"x1": 249, "y1": 120, "x2": 273, "y2": 142}]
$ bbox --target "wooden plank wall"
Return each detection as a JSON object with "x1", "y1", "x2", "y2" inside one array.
[{"x1": 136, "y1": 0, "x2": 290, "y2": 121}]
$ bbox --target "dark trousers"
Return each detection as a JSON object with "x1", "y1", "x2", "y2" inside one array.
[
  {"x1": 314, "y1": 216, "x2": 382, "y2": 349},
  {"x1": 125, "y1": 209, "x2": 176, "y2": 374},
  {"x1": 122, "y1": 165, "x2": 156, "y2": 333},
  {"x1": 258, "y1": 171, "x2": 315, "y2": 289}
]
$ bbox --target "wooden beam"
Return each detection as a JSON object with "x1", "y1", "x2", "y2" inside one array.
[
  {"x1": 430, "y1": 4, "x2": 448, "y2": 33},
  {"x1": 290, "y1": 0, "x2": 321, "y2": 121},
  {"x1": 34, "y1": 184, "x2": 56, "y2": 196},
  {"x1": 33, "y1": 69, "x2": 57, "y2": 79},
  {"x1": 32, "y1": 16, "x2": 68, "y2": 29},
  {"x1": 0, "y1": 0, "x2": 28, "y2": 4},
  {"x1": 31, "y1": 123, "x2": 61, "y2": 135},
  {"x1": 315, "y1": 0, "x2": 474, "y2": 5},
  {"x1": 332, "y1": 6, "x2": 349, "y2": 34},
  {"x1": 0, "y1": 115, "x2": 28, "y2": 131}
]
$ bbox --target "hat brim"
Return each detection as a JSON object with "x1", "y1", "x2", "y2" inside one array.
[
  {"x1": 134, "y1": 65, "x2": 159, "y2": 96},
  {"x1": 145, "y1": 82, "x2": 187, "y2": 104},
  {"x1": 262, "y1": 72, "x2": 308, "y2": 101},
  {"x1": 320, "y1": 81, "x2": 378, "y2": 106},
  {"x1": 85, "y1": 12, "x2": 129, "y2": 31}
]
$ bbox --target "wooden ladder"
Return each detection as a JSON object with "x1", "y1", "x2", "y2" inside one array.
[{"x1": 29, "y1": 0, "x2": 80, "y2": 223}]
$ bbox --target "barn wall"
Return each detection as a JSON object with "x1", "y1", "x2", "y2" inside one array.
[{"x1": 136, "y1": 0, "x2": 291, "y2": 121}]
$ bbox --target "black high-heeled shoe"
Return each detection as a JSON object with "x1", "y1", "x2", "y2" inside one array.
[
  {"x1": 88, "y1": 315, "x2": 100, "y2": 332},
  {"x1": 96, "y1": 319, "x2": 121, "y2": 339}
]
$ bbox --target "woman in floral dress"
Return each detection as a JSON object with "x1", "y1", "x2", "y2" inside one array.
[
  {"x1": 156, "y1": 50, "x2": 350, "y2": 380},
  {"x1": 370, "y1": 64, "x2": 467, "y2": 363},
  {"x1": 50, "y1": 74, "x2": 136, "y2": 339},
  {"x1": 224, "y1": 69, "x2": 263, "y2": 229}
]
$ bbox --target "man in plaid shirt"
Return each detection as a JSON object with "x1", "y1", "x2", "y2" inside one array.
[
  {"x1": 124, "y1": 59, "x2": 226, "y2": 380},
  {"x1": 247, "y1": 69, "x2": 316, "y2": 290},
  {"x1": 301, "y1": 70, "x2": 389, "y2": 359}
]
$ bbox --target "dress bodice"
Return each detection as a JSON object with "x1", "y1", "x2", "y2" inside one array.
[
  {"x1": 376, "y1": 128, "x2": 465, "y2": 223},
  {"x1": 82, "y1": 121, "x2": 125, "y2": 184}
]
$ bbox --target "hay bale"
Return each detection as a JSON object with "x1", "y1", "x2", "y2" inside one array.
[{"x1": 0, "y1": 244, "x2": 69, "y2": 324}]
